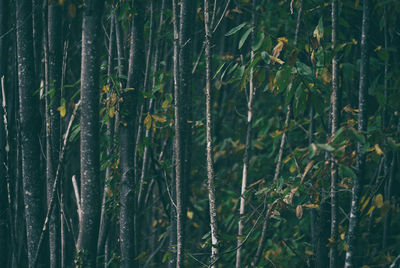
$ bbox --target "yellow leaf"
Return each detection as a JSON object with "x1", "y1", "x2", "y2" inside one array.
[
  {"x1": 374, "y1": 194, "x2": 384, "y2": 209},
  {"x1": 277, "y1": 37, "x2": 288, "y2": 44},
  {"x1": 328, "y1": 237, "x2": 334, "y2": 243},
  {"x1": 152, "y1": 114, "x2": 167, "y2": 123},
  {"x1": 289, "y1": 165, "x2": 296, "y2": 174},
  {"x1": 144, "y1": 114, "x2": 152, "y2": 129},
  {"x1": 102, "y1": 85, "x2": 110, "y2": 93},
  {"x1": 283, "y1": 156, "x2": 291, "y2": 164},
  {"x1": 107, "y1": 188, "x2": 113, "y2": 197},
  {"x1": 58, "y1": 0, "x2": 65, "y2": 5},
  {"x1": 187, "y1": 211, "x2": 193, "y2": 219},
  {"x1": 272, "y1": 38, "x2": 287, "y2": 59},
  {"x1": 109, "y1": 107, "x2": 115, "y2": 118},
  {"x1": 193, "y1": 222, "x2": 200, "y2": 228},
  {"x1": 269, "y1": 55, "x2": 285, "y2": 65},
  {"x1": 362, "y1": 266, "x2": 370, "y2": 268},
  {"x1": 152, "y1": 220, "x2": 157, "y2": 227},
  {"x1": 57, "y1": 104, "x2": 66, "y2": 118},
  {"x1": 340, "y1": 232, "x2": 345, "y2": 240},
  {"x1": 366, "y1": 205, "x2": 375, "y2": 216},
  {"x1": 296, "y1": 205, "x2": 303, "y2": 219},
  {"x1": 253, "y1": 143, "x2": 263, "y2": 150},
  {"x1": 162, "y1": 100, "x2": 169, "y2": 108},
  {"x1": 305, "y1": 250, "x2": 313, "y2": 256},
  {"x1": 321, "y1": 68, "x2": 331, "y2": 84},
  {"x1": 360, "y1": 196, "x2": 371, "y2": 212},
  {"x1": 300, "y1": 160, "x2": 315, "y2": 184},
  {"x1": 374, "y1": 144, "x2": 384, "y2": 155},
  {"x1": 68, "y1": 3, "x2": 76, "y2": 18},
  {"x1": 303, "y1": 203, "x2": 319, "y2": 209}
]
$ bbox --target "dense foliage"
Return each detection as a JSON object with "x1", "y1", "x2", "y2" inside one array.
[{"x1": 0, "y1": 0, "x2": 399, "y2": 267}]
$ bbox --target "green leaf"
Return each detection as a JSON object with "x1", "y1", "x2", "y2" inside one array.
[
  {"x1": 252, "y1": 32, "x2": 265, "y2": 51},
  {"x1": 316, "y1": 143, "x2": 334, "y2": 152},
  {"x1": 239, "y1": 27, "x2": 253, "y2": 49},
  {"x1": 309, "y1": 143, "x2": 317, "y2": 159},
  {"x1": 339, "y1": 164, "x2": 356, "y2": 179},
  {"x1": 349, "y1": 127, "x2": 366, "y2": 143},
  {"x1": 213, "y1": 63, "x2": 225, "y2": 80},
  {"x1": 275, "y1": 65, "x2": 292, "y2": 94},
  {"x1": 225, "y1": 22, "x2": 247, "y2": 36}
]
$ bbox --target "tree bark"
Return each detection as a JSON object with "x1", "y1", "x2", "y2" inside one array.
[
  {"x1": 119, "y1": 0, "x2": 145, "y2": 266},
  {"x1": 0, "y1": 0, "x2": 9, "y2": 265},
  {"x1": 16, "y1": 0, "x2": 45, "y2": 266},
  {"x1": 172, "y1": 0, "x2": 184, "y2": 266},
  {"x1": 47, "y1": 2, "x2": 62, "y2": 267},
  {"x1": 97, "y1": 11, "x2": 115, "y2": 267},
  {"x1": 236, "y1": 1, "x2": 255, "y2": 267},
  {"x1": 204, "y1": 0, "x2": 220, "y2": 266},
  {"x1": 344, "y1": 0, "x2": 369, "y2": 267},
  {"x1": 329, "y1": 1, "x2": 339, "y2": 267},
  {"x1": 76, "y1": 0, "x2": 104, "y2": 266}
]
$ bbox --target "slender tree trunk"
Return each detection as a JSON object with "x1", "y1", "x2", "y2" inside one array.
[
  {"x1": 16, "y1": 0, "x2": 46, "y2": 266},
  {"x1": 344, "y1": 0, "x2": 369, "y2": 267},
  {"x1": 47, "y1": 2, "x2": 62, "y2": 267},
  {"x1": 382, "y1": 5, "x2": 391, "y2": 250},
  {"x1": 98, "y1": 12, "x2": 115, "y2": 267},
  {"x1": 179, "y1": 0, "x2": 194, "y2": 224},
  {"x1": 329, "y1": 1, "x2": 339, "y2": 267},
  {"x1": 0, "y1": 0, "x2": 9, "y2": 265},
  {"x1": 252, "y1": 2, "x2": 303, "y2": 266},
  {"x1": 204, "y1": 0, "x2": 219, "y2": 266},
  {"x1": 236, "y1": 1, "x2": 255, "y2": 267},
  {"x1": 76, "y1": 0, "x2": 104, "y2": 266},
  {"x1": 172, "y1": 0, "x2": 185, "y2": 266},
  {"x1": 119, "y1": 0, "x2": 144, "y2": 266}
]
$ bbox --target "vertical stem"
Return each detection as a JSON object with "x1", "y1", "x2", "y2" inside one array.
[
  {"x1": 47, "y1": 2, "x2": 62, "y2": 267},
  {"x1": 16, "y1": 0, "x2": 45, "y2": 265},
  {"x1": 119, "y1": 0, "x2": 144, "y2": 266},
  {"x1": 344, "y1": 0, "x2": 369, "y2": 267},
  {"x1": 236, "y1": 0, "x2": 255, "y2": 267},
  {"x1": 76, "y1": 0, "x2": 104, "y2": 266},
  {"x1": 98, "y1": 11, "x2": 115, "y2": 267},
  {"x1": 329, "y1": 1, "x2": 339, "y2": 267},
  {"x1": 204, "y1": 0, "x2": 219, "y2": 266}
]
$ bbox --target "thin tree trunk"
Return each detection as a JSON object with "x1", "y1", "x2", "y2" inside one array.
[
  {"x1": 382, "y1": 5, "x2": 391, "y2": 250},
  {"x1": 179, "y1": 0, "x2": 194, "y2": 228},
  {"x1": 252, "y1": 2, "x2": 303, "y2": 266},
  {"x1": 47, "y1": 2, "x2": 62, "y2": 267},
  {"x1": 16, "y1": 0, "x2": 45, "y2": 266},
  {"x1": 97, "y1": 12, "x2": 115, "y2": 267},
  {"x1": 236, "y1": 1, "x2": 255, "y2": 267},
  {"x1": 119, "y1": 0, "x2": 144, "y2": 266},
  {"x1": 204, "y1": 0, "x2": 219, "y2": 266},
  {"x1": 344, "y1": 0, "x2": 369, "y2": 267},
  {"x1": 0, "y1": 0, "x2": 10, "y2": 265},
  {"x1": 76, "y1": 0, "x2": 104, "y2": 266},
  {"x1": 135, "y1": 0, "x2": 154, "y2": 210},
  {"x1": 329, "y1": 1, "x2": 339, "y2": 267},
  {"x1": 172, "y1": 0, "x2": 185, "y2": 266}
]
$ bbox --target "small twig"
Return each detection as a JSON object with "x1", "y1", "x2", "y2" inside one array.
[
  {"x1": 1, "y1": 76, "x2": 17, "y2": 262},
  {"x1": 282, "y1": 239, "x2": 309, "y2": 267},
  {"x1": 389, "y1": 253, "x2": 400, "y2": 268},
  {"x1": 33, "y1": 100, "x2": 81, "y2": 268},
  {"x1": 207, "y1": 199, "x2": 270, "y2": 268},
  {"x1": 71, "y1": 175, "x2": 81, "y2": 223}
]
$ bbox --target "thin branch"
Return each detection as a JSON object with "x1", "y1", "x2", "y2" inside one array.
[{"x1": 33, "y1": 100, "x2": 81, "y2": 268}]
